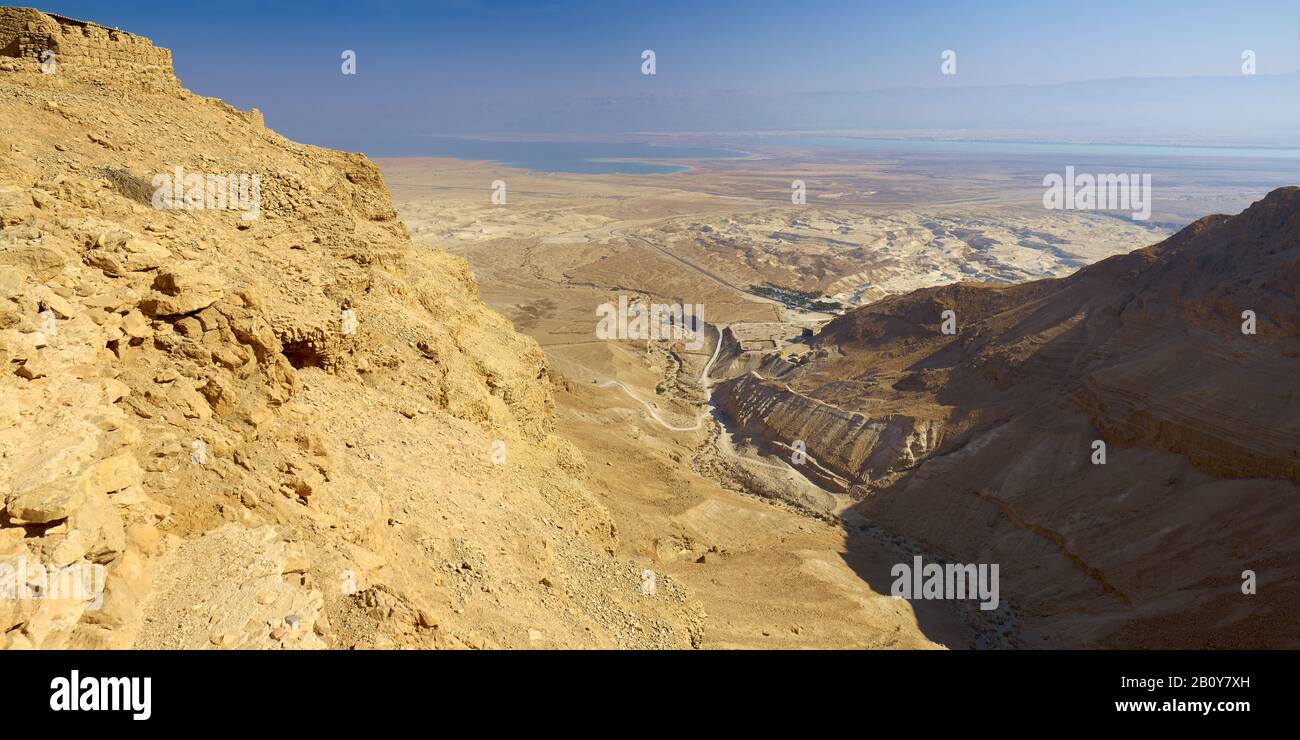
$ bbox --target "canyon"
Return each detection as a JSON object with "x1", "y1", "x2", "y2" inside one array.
[
  {"x1": 707, "y1": 189, "x2": 1300, "y2": 647},
  {"x1": 388, "y1": 150, "x2": 1298, "y2": 649},
  {"x1": 3, "y1": 6, "x2": 1295, "y2": 651}
]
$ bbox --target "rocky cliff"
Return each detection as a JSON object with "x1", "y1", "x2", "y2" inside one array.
[{"x1": 0, "y1": 7, "x2": 702, "y2": 649}]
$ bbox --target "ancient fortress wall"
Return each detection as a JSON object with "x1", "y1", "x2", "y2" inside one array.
[{"x1": 0, "y1": 7, "x2": 173, "y2": 78}]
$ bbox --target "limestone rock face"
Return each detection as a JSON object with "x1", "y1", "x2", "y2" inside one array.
[
  {"x1": 6, "y1": 481, "x2": 87, "y2": 524},
  {"x1": 142, "y1": 267, "x2": 224, "y2": 316},
  {"x1": 714, "y1": 188, "x2": 1300, "y2": 648},
  {"x1": 87, "y1": 232, "x2": 171, "y2": 276},
  {"x1": 712, "y1": 371, "x2": 939, "y2": 491},
  {"x1": 0, "y1": 7, "x2": 700, "y2": 650}
]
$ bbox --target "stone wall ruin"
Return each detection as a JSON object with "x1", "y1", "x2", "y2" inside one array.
[{"x1": 0, "y1": 7, "x2": 174, "y2": 79}]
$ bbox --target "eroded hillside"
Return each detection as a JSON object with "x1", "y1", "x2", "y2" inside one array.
[
  {"x1": 0, "y1": 7, "x2": 704, "y2": 649},
  {"x1": 713, "y1": 188, "x2": 1300, "y2": 647}
]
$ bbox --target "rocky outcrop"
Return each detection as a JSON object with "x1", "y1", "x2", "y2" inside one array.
[{"x1": 712, "y1": 371, "x2": 940, "y2": 490}]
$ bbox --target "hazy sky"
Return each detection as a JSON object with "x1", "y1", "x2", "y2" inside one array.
[{"x1": 41, "y1": 0, "x2": 1300, "y2": 146}]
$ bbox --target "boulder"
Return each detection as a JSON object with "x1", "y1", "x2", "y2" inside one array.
[
  {"x1": 142, "y1": 268, "x2": 224, "y2": 316},
  {"x1": 6, "y1": 481, "x2": 86, "y2": 524},
  {"x1": 78, "y1": 453, "x2": 144, "y2": 497}
]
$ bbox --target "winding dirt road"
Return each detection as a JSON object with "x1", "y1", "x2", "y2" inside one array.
[{"x1": 596, "y1": 322, "x2": 725, "y2": 431}]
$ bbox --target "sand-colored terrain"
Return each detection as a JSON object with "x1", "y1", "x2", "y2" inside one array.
[
  {"x1": 709, "y1": 191, "x2": 1300, "y2": 647},
  {"x1": 5, "y1": 5, "x2": 1293, "y2": 651},
  {"x1": 1, "y1": 8, "x2": 710, "y2": 650},
  {"x1": 0, "y1": 7, "x2": 956, "y2": 650},
  {"x1": 380, "y1": 141, "x2": 1289, "y2": 648}
]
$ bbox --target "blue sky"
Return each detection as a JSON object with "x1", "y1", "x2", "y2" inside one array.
[{"x1": 39, "y1": 1, "x2": 1300, "y2": 146}]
